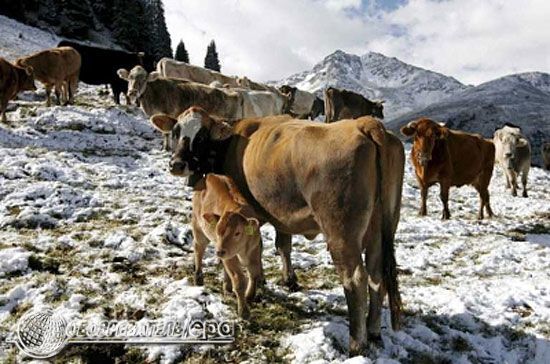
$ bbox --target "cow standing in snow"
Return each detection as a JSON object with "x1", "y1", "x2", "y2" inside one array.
[
  {"x1": 0, "y1": 58, "x2": 36, "y2": 123},
  {"x1": 16, "y1": 46, "x2": 81, "y2": 106},
  {"x1": 494, "y1": 124, "x2": 531, "y2": 197}
]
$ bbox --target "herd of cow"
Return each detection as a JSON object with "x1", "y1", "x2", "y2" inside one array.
[{"x1": 1, "y1": 42, "x2": 550, "y2": 356}]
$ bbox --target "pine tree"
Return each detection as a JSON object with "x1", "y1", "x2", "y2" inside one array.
[
  {"x1": 91, "y1": 0, "x2": 115, "y2": 27},
  {"x1": 112, "y1": 0, "x2": 145, "y2": 51},
  {"x1": 175, "y1": 40, "x2": 189, "y2": 63},
  {"x1": 144, "y1": 0, "x2": 173, "y2": 61},
  {"x1": 0, "y1": 0, "x2": 25, "y2": 22},
  {"x1": 60, "y1": 0, "x2": 94, "y2": 39},
  {"x1": 204, "y1": 40, "x2": 221, "y2": 72}
]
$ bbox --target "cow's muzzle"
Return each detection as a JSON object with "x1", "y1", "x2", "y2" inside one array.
[{"x1": 169, "y1": 159, "x2": 188, "y2": 176}]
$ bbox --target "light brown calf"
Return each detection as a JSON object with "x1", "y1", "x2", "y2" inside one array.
[
  {"x1": 192, "y1": 173, "x2": 262, "y2": 319},
  {"x1": 0, "y1": 58, "x2": 36, "y2": 122},
  {"x1": 16, "y1": 46, "x2": 81, "y2": 106}
]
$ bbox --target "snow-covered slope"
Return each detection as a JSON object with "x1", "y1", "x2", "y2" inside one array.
[
  {"x1": 387, "y1": 72, "x2": 550, "y2": 166},
  {"x1": 274, "y1": 50, "x2": 469, "y2": 119},
  {"x1": 0, "y1": 15, "x2": 59, "y2": 61}
]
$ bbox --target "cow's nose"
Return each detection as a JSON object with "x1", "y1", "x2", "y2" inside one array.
[
  {"x1": 216, "y1": 249, "x2": 226, "y2": 258},
  {"x1": 504, "y1": 152, "x2": 513, "y2": 158},
  {"x1": 169, "y1": 159, "x2": 186, "y2": 173}
]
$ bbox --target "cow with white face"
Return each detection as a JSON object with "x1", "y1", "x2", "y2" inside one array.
[
  {"x1": 117, "y1": 66, "x2": 159, "y2": 104},
  {"x1": 493, "y1": 124, "x2": 531, "y2": 197}
]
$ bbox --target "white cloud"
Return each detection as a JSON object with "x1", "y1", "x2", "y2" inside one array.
[{"x1": 164, "y1": 0, "x2": 550, "y2": 85}]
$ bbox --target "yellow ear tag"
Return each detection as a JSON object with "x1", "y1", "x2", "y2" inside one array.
[{"x1": 244, "y1": 224, "x2": 255, "y2": 236}]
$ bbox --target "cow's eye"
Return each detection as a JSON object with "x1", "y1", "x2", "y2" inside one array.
[{"x1": 235, "y1": 231, "x2": 241, "y2": 237}]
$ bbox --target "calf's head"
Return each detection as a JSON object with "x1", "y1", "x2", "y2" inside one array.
[
  {"x1": 203, "y1": 211, "x2": 260, "y2": 260},
  {"x1": 16, "y1": 64, "x2": 36, "y2": 91},
  {"x1": 150, "y1": 107, "x2": 233, "y2": 177},
  {"x1": 494, "y1": 126, "x2": 529, "y2": 169},
  {"x1": 117, "y1": 66, "x2": 159, "y2": 103},
  {"x1": 401, "y1": 118, "x2": 449, "y2": 166}
]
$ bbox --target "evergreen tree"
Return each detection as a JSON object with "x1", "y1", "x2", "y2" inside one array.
[
  {"x1": 204, "y1": 40, "x2": 221, "y2": 72},
  {"x1": 175, "y1": 40, "x2": 189, "y2": 63},
  {"x1": 112, "y1": 0, "x2": 145, "y2": 51},
  {"x1": 91, "y1": 0, "x2": 115, "y2": 27},
  {"x1": 144, "y1": 0, "x2": 173, "y2": 61},
  {"x1": 60, "y1": 0, "x2": 94, "y2": 39},
  {"x1": 0, "y1": 0, "x2": 25, "y2": 22}
]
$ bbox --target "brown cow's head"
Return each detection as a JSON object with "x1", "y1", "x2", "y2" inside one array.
[
  {"x1": 117, "y1": 66, "x2": 159, "y2": 104},
  {"x1": 150, "y1": 107, "x2": 233, "y2": 177},
  {"x1": 16, "y1": 64, "x2": 36, "y2": 91},
  {"x1": 401, "y1": 118, "x2": 449, "y2": 166},
  {"x1": 203, "y1": 211, "x2": 260, "y2": 259}
]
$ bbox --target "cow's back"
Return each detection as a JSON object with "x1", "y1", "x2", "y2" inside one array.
[
  {"x1": 446, "y1": 131, "x2": 495, "y2": 186},
  {"x1": 229, "y1": 117, "x2": 382, "y2": 234}
]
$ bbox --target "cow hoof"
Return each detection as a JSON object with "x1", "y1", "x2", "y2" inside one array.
[
  {"x1": 368, "y1": 333, "x2": 383, "y2": 347},
  {"x1": 522, "y1": 191, "x2": 528, "y2": 198},
  {"x1": 349, "y1": 341, "x2": 368, "y2": 357},
  {"x1": 282, "y1": 276, "x2": 301, "y2": 292},
  {"x1": 193, "y1": 272, "x2": 204, "y2": 286},
  {"x1": 419, "y1": 210, "x2": 427, "y2": 217}
]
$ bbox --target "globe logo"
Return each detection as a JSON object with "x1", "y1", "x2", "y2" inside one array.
[{"x1": 16, "y1": 308, "x2": 68, "y2": 359}]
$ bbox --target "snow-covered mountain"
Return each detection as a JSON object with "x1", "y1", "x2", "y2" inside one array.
[
  {"x1": 387, "y1": 72, "x2": 550, "y2": 166},
  {"x1": 274, "y1": 50, "x2": 469, "y2": 119}
]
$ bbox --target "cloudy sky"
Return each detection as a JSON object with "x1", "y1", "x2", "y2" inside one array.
[{"x1": 164, "y1": 0, "x2": 550, "y2": 85}]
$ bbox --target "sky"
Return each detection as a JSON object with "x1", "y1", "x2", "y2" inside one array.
[{"x1": 164, "y1": 0, "x2": 550, "y2": 85}]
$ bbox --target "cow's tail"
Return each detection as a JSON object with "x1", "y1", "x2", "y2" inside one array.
[{"x1": 361, "y1": 120, "x2": 403, "y2": 331}]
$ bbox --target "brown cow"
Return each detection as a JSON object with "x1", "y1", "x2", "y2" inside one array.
[
  {"x1": 0, "y1": 58, "x2": 36, "y2": 122},
  {"x1": 191, "y1": 173, "x2": 263, "y2": 318},
  {"x1": 401, "y1": 118, "x2": 495, "y2": 220},
  {"x1": 324, "y1": 87, "x2": 384, "y2": 123},
  {"x1": 16, "y1": 46, "x2": 81, "y2": 106},
  {"x1": 150, "y1": 106, "x2": 404, "y2": 355}
]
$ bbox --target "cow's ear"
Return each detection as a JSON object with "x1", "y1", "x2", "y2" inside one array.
[
  {"x1": 150, "y1": 114, "x2": 177, "y2": 133},
  {"x1": 117, "y1": 69, "x2": 129, "y2": 80},
  {"x1": 437, "y1": 125, "x2": 449, "y2": 139},
  {"x1": 517, "y1": 137, "x2": 529, "y2": 147},
  {"x1": 400, "y1": 121, "x2": 417, "y2": 137},
  {"x1": 209, "y1": 120, "x2": 233, "y2": 140},
  {"x1": 202, "y1": 213, "x2": 220, "y2": 226},
  {"x1": 147, "y1": 71, "x2": 160, "y2": 82}
]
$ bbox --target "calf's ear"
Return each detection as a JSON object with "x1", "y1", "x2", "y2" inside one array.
[
  {"x1": 400, "y1": 121, "x2": 417, "y2": 137},
  {"x1": 209, "y1": 120, "x2": 233, "y2": 140},
  {"x1": 245, "y1": 218, "x2": 260, "y2": 236},
  {"x1": 150, "y1": 114, "x2": 177, "y2": 133},
  {"x1": 117, "y1": 69, "x2": 129, "y2": 80},
  {"x1": 147, "y1": 71, "x2": 160, "y2": 82},
  {"x1": 203, "y1": 213, "x2": 220, "y2": 226}
]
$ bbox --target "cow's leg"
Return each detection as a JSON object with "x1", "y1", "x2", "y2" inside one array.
[
  {"x1": 329, "y1": 240, "x2": 369, "y2": 356},
  {"x1": 419, "y1": 184, "x2": 428, "y2": 216},
  {"x1": 275, "y1": 231, "x2": 299, "y2": 291},
  {"x1": 223, "y1": 257, "x2": 249, "y2": 319},
  {"x1": 191, "y1": 220, "x2": 209, "y2": 286},
  {"x1": 1, "y1": 99, "x2": 8, "y2": 122},
  {"x1": 244, "y1": 245, "x2": 262, "y2": 302},
  {"x1": 509, "y1": 170, "x2": 518, "y2": 197},
  {"x1": 439, "y1": 182, "x2": 451, "y2": 220},
  {"x1": 111, "y1": 85, "x2": 120, "y2": 105},
  {"x1": 162, "y1": 133, "x2": 171, "y2": 151},
  {"x1": 45, "y1": 84, "x2": 52, "y2": 107},
  {"x1": 521, "y1": 168, "x2": 529, "y2": 198},
  {"x1": 476, "y1": 186, "x2": 493, "y2": 219},
  {"x1": 364, "y1": 234, "x2": 384, "y2": 343},
  {"x1": 69, "y1": 73, "x2": 78, "y2": 104},
  {"x1": 54, "y1": 84, "x2": 62, "y2": 105}
]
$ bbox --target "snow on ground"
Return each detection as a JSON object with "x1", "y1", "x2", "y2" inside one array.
[
  {"x1": 0, "y1": 15, "x2": 59, "y2": 61},
  {"x1": 0, "y1": 15, "x2": 549, "y2": 364},
  {"x1": 0, "y1": 79, "x2": 548, "y2": 363}
]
